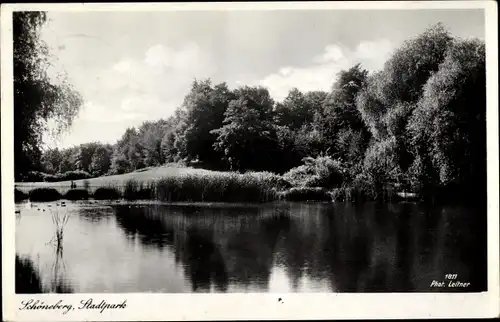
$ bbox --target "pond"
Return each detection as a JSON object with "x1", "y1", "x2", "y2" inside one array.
[{"x1": 15, "y1": 201, "x2": 487, "y2": 293}]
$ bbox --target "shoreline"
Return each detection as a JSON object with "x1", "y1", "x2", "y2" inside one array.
[{"x1": 14, "y1": 185, "x2": 455, "y2": 205}]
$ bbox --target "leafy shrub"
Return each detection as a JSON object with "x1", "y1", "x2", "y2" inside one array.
[
  {"x1": 55, "y1": 170, "x2": 92, "y2": 181},
  {"x1": 22, "y1": 170, "x2": 94, "y2": 182},
  {"x1": 15, "y1": 189, "x2": 29, "y2": 202},
  {"x1": 64, "y1": 189, "x2": 89, "y2": 200},
  {"x1": 93, "y1": 187, "x2": 121, "y2": 200},
  {"x1": 42, "y1": 173, "x2": 58, "y2": 182},
  {"x1": 29, "y1": 188, "x2": 62, "y2": 202},
  {"x1": 21, "y1": 171, "x2": 46, "y2": 182},
  {"x1": 245, "y1": 171, "x2": 292, "y2": 191},
  {"x1": 283, "y1": 156, "x2": 345, "y2": 188}
]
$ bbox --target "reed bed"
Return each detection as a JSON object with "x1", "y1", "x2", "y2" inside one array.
[{"x1": 120, "y1": 172, "x2": 281, "y2": 203}]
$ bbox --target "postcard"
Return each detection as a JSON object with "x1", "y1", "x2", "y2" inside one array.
[{"x1": 1, "y1": 1, "x2": 499, "y2": 321}]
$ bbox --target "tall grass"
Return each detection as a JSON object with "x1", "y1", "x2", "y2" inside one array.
[{"x1": 122, "y1": 172, "x2": 280, "y2": 202}]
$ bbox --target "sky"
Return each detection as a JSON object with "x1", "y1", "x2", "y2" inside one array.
[{"x1": 39, "y1": 8, "x2": 485, "y2": 149}]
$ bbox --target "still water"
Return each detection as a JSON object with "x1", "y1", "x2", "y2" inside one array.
[{"x1": 15, "y1": 201, "x2": 486, "y2": 293}]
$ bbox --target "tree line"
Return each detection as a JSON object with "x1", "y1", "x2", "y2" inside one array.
[{"x1": 15, "y1": 14, "x2": 486, "y2": 202}]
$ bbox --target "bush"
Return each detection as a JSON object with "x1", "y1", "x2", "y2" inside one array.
[
  {"x1": 93, "y1": 187, "x2": 121, "y2": 200},
  {"x1": 245, "y1": 171, "x2": 292, "y2": 191},
  {"x1": 21, "y1": 170, "x2": 93, "y2": 182},
  {"x1": 15, "y1": 189, "x2": 29, "y2": 202},
  {"x1": 29, "y1": 188, "x2": 62, "y2": 202},
  {"x1": 55, "y1": 170, "x2": 92, "y2": 182},
  {"x1": 332, "y1": 173, "x2": 398, "y2": 203},
  {"x1": 64, "y1": 189, "x2": 89, "y2": 200},
  {"x1": 21, "y1": 171, "x2": 46, "y2": 182},
  {"x1": 283, "y1": 156, "x2": 345, "y2": 188},
  {"x1": 280, "y1": 187, "x2": 332, "y2": 202},
  {"x1": 42, "y1": 173, "x2": 58, "y2": 182}
]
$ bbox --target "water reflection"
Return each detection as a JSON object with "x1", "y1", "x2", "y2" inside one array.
[
  {"x1": 16, "y1": 252, "x2": 73, "y2": 294},
  {"x1": 16, "y1": 255, "x2": 43, "y2": 293},
  {"x1": 15, "y1": 201, "x2": 486, "y2": 293}
]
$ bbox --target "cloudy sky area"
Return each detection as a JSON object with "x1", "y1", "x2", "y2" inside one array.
[{"x1": 40, "y1": 9, "x2": 485, "y2": 148}]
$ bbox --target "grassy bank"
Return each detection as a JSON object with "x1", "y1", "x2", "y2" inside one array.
[
  {"x1": 15, "y1": 166, "x2": 286, "y2": 203},
  {"x1": 15, "y1": 165, "x2": 425, "y2": 204}
]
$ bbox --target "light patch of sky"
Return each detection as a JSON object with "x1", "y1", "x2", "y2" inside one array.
[
  {"x1": 258, "y1": 39, "x2": 395, "y2": 101},
  {"x1": 37, "y1": 9, "x2": 485, "y2": 149}
]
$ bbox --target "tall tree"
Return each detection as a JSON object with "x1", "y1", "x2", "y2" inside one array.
[
  {"x1": 211, "y1": 86, "x2": 279, "y2": 172},
  {"x1": 40, "y1": 147, "x2": 62, "y2": 174},
  {"x1": 111, "y1": 127, "x2": 143, "y2": 173},
  {"x1": 408, "y1": 38, "x2": 486, "y2": 199},
  {"x1": 357, "y1": 23, "x2": 454, "y2": 181},
  {"x1": 89, "y1": 145, "x2": 112, "y2": 176},
  {"x1": 318, "y1": 64, "x2": 370, "y2": 166},
  {"x1": 182, "y1": 80, "x2": 235, "y2": 168},
  {"x1": 13, "y1": 12, "x2": 83, "y2": 180}
]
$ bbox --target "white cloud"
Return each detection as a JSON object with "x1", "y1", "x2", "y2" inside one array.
[
  {"x1": 46, "y1": 42, "x2": 216, "y2": 148},
  {"x1": 112, "y1": 60, "x2": 133, "y2": 73},
  {"x1": 354, "y1": 39, "x2": 394, "y2": 71},
  {"x1": 258, "y1": 39, "x2": 395, "y2": 101}
]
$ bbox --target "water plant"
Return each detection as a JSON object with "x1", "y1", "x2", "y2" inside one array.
[{"x1": 48, "y1": 208, "x2": 71, "y2": 251}]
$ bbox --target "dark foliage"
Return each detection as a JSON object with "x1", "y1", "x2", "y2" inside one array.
[
  {"x1": 64, "y1": 189, "x2": 89, "y2": 200},
  {"x1": 14, "y1": 12, "x2": 83, "y2": 180},
  {"x1": 15, "y1": 189, "x2": 29, "y2": 202},
  {"x1": 16, "y1": 256, "x2": 43, "y2": 293},
  {"x1": 28, "y1": 188, "x2": 62, "y2": 202},
  {"x1": 92, "y1": 187, "x2": 121, "y2": 200},
  {"x1": 280, "y1": 187, "x2": 332, "y2": 202}
]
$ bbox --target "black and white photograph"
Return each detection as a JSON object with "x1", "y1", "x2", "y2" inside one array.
[{"x1": 2, "y1": 1, "x2": 498, "y2": 320}]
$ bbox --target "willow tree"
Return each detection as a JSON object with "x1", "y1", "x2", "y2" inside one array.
[{"x1": 14, "y1": 11, "x2": 83, "y2": 180}]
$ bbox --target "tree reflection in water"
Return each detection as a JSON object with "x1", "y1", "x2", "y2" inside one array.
[
  {"x1": 111, "y1": 202, "x2": 486, "y2": 293},
  {"x1": 15, "y1": 252, "x2": 73, "y2": 294},
  {"x1": 16, "y1": 255, "x2": 43, "y2": 293}
]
